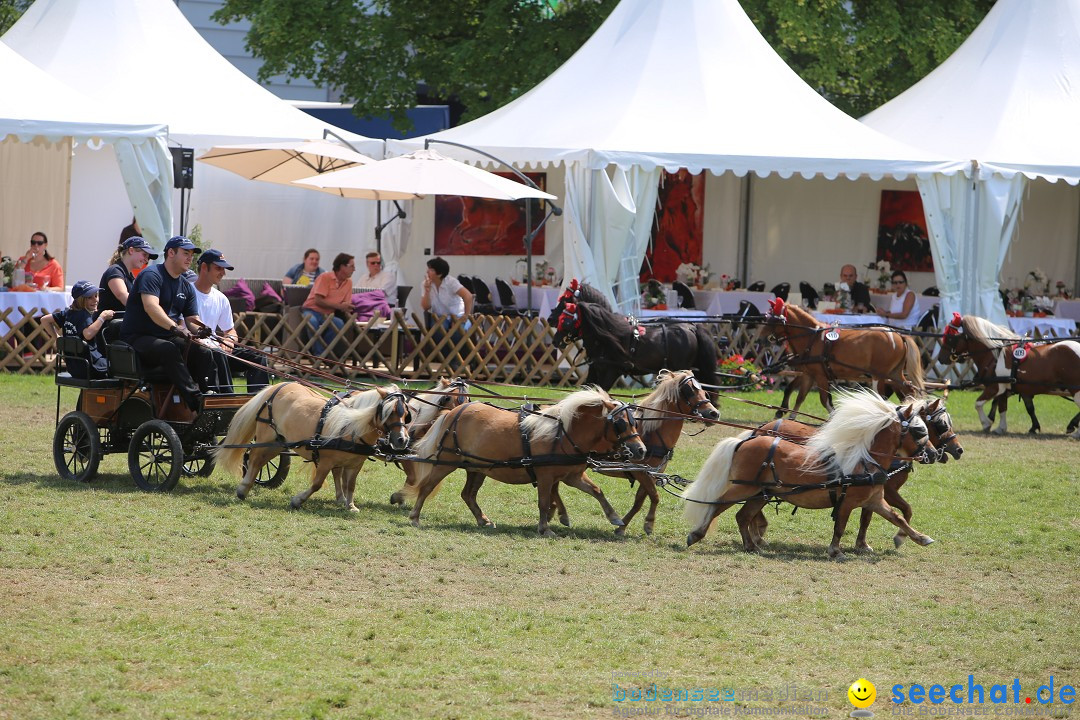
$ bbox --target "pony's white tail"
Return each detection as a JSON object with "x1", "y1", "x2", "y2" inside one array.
[
  {"x1": 213, "y1": 384, "x2": 279, "y2": 476},
  {"x1": 903, "y1": 335, "x2": 925, "y2": 391},
  {"x1": 683, "y1": 437, "x2": 740, "y2": 533},
  {"x1": 400, "y1": 410, "x2": 455, "y2": 500}
]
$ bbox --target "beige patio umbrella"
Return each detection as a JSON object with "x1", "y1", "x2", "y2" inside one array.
[
  {"x1": 196, "y1": 139, "x2": 418, "y2": 200},
  {"x1": 293, "y1": 148, "x2": 557, "y2": 201}
]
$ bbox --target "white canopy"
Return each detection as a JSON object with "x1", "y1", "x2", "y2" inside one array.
[
  {"x1": 3, "y1": 0, "x2": 388, "y2": 281},
  {"x1": 0, "y1": 42, "x2": 172, "y2": 252},
  {"x1": 390, "y1": 0, "x2": 966, "y2": 309},
  {"x1": 863, "y1": 0, "x2": 1080, "y2": 324}
]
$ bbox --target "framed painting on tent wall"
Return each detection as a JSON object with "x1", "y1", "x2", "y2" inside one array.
[
  {"x1": 877, "y1": 190, "x2": 934, "y2": 272},
  {"x1": 640, "y1": 169, "x2": 705, "y2": 282},
  {"x1": 433, "y1": 172, "x2": 547, "y2": 255}
]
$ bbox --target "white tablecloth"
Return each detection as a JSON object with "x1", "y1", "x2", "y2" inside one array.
[
  {"x1": 639, "y1": 308, "x2": 708, "y2": 320},
  {"x1": 1052, "y1": 298, "x2": 1080, "y2": 322},
  {"x1": 0, "y1": 290, "x2": 70, "y2": 329},
  {"x1": 812, "y1": 312, "x2": 891, "y2": 327},
  {"x1": 511, "y1": 284, "x2": 562, "y2": 317},
  {"x1": 692, "y1": 290, "x2": 775, "y2": 315},
  {"x1": 1007, "y1": 316, "x2": 1077, "y2": 338}
]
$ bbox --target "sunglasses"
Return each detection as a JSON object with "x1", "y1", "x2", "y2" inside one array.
[
  {"x1": 31, "y1": 239, "x2": 46, "y2": 246},
  {"x1": 368, "y1": 260, "x2": 382, "y2": 265}
]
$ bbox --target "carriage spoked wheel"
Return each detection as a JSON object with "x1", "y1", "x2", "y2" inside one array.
[
  {"x1": 182, "y1": 447, "x2": 217, "y2": 478},
  {"x1": 243, "y1": 450, "x2": 291, "y2": 489},
  {"x1": 128, "y1": 419, "x2": 184, "y2": 492},
  {"x1": 53, "y1": 411, "x2": 102, "y2": 483}
]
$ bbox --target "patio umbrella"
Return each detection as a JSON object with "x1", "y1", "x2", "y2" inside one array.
[
  {"x1": 196, "y1": 139, "x2": 418, "y2": 201},
  {"x1": 293, "y1": 148, "x2": 557, "y2": 201}
]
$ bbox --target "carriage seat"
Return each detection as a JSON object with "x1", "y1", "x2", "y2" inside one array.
[
  {"x1": 107, "y1": 342, "x2": 172, "y2": 384},
  {"x1": 54, "y1": 336, "x2": 122, "y2": 389}
]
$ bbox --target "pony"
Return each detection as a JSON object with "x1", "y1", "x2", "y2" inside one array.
[
  {"x1": 762, "y1": 297, "x2": 924, "y2": 417},
  {"x1": 552, "y1": 300, "x2": 720, "y2": 394},
  {"x1": 742, "y1": 395, "x2": 962, "y2": 553},
  {"x1": 941, "y1": 313, "x2": 1080, "y2": 438},
  {"x1": 547, "y1": 369, "x2": 719, "y2": 536},
  {"x1": 398, "y1": 387, "x2": 647, "y2": 536},
  {"x1": 682, "y1": 388, "x2": 933, "y2": 559},
  {"x1": 215, "y1": 382, "x2": 412, "y2": 511},
  {"x1": 388, "y1": 377, "x2": 471, "y2": 506}
]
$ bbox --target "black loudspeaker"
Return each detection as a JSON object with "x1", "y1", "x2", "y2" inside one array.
[{"x1": 170, "y1": 147, "x2": 194, "y2": 189}]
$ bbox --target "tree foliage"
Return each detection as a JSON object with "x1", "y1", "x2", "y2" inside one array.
[{"x1": 0, "y1": 0, "x2": 33, "y2": 37}]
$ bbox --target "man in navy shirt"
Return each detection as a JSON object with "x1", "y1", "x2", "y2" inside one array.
[{"x1": 120, "y1": 236, "x2": 213, "y2": 410}]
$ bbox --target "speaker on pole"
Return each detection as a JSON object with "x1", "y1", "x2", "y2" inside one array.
[{"x1": 170, "y1": 147, "x2": 194, "y2": 189}]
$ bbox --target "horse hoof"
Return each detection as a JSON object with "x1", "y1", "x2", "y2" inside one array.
[
  {"x1": 540, "y1": 529, "x2": 556, "y2": 539},
  {"x1": 686, "y1": 531, "x2": 702, "y2": 547},
  {"x1": 558, "y1": 515, "x2": 571, "y2": 528},
  {"x1": 348, "y1": 505, "x2": 359, "y2": 514},
  {"x1": 389, "y1": 492, "x2": 402, "y2": 505},
  {"x1": 410, "y1": 518, "x2": 421, "y2": 528},
  {"x1": 894, "y1": 534, "x2": 908, "y2": 548},
  {"x1": 613, "y1": 526, "x2": 626, "y2": 538},
  {"x1": 916, "y1": 535, "x2": 935, "y2": 547},
  {"x1": 608, "y1": 516, "x2": 624, "y2": 528},
  {"x1": 854, "y1": 544, "x2": 874, "y2": 555},
  {"x1": 1028, "y1": 428, "x2": 1040, "y2": 435},
  {"x1": 981, "y1": 425, "x2": 992, "y2": 434},
  {"x1": 235, "y1": 490, "x2": 246, "y2": 501},
  {"x1": 643, "y1": 523, "x2": 654, "y2": 536},
  {"x1": 992, "y1": 427, "x2": 1007, "y2": 436}
]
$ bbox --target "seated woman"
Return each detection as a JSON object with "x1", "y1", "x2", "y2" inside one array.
[
  {"x1": 881, "y1": 270, "x2": 919, "y2": 327},
  {"x1": 282, "y1": 248, "x2": 324, "y2": 287},
  {"x1": 14, "y1": 231, "x2": 64, "y2": 290},
  {"x1": 40, "y1": 281, "x2": 114, "y2": 378},
  {"x1": 99, "y1": 236, "x2": 158, "y2": 313},
  {"x1": 420, "y1": 256, "x2": 473, "y2": 324}
]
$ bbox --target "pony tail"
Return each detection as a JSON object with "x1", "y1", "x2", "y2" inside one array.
[
  {"x1": 693, "y1": 325, "x2": 720, "y2": 395},
  {"x1": 214, "y1": 384, "x2": 278, "y2": 475},
  {"x1": 408, "y1": 410, "x2": 455, "y2": 492},
  {"x1": 903, "y1": 335, "x2": 925, "y2": 392},
  {"x1": 682, "y1": 437, "x2": 740, "y2": 534}
]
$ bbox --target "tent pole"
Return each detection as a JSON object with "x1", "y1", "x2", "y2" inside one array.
[
  {"x1": 1074, "y1": 189, "x2": 1080, "y2": 293},
  {"x1": 738, "y1": 174, "x2": 752, "y2": 285}
]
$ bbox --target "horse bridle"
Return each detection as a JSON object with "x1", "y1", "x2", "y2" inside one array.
[
  {"x1": 603, "y1": 402, "x2": 642, "y2": 460},
  {"x1": 895, "y1": 407, "x2": 932, "y2": 463},
  {"x1": 924, "y1": 404, "x2": 958, "y2": 449},
  {"x1": 674, "y1": 374, "x2": 713, "y2": 418},
  {"x1": 379, "y1": 391, "x2": 413, "y2": 439}
]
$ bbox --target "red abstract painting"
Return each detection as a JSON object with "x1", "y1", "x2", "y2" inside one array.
[
  {"x1": 641, "y1": 169, "x2": 705, "y2": 282},
  {"x1": 433, "y1": 172, "x2": 547, "y2": 255},
  {"x1": 877, "y1": 190, "x2": 934, "y2": 272}
]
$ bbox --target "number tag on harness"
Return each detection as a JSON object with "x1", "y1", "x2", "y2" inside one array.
[
  {"x1": 1012, "y1": 346, "x2": 1027, "y2": 361},
  {"x1": 824, "y1": 329, "x2": 840, "y2": 342}
]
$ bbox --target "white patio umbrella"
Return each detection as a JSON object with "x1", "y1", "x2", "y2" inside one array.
[
  {"x1": 294, "y1": 148, "x2": 557, "y2": 201},
  {"x1": 196, "y1": 139, "x2": 418, "y2": 200}
]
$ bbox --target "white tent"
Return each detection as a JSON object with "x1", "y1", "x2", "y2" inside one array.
[
  {"x1": 389, "y1": 0, "x2": 966, "y2": 310},
  {"x1": 863, "y1": 0, "x2": 1080, "y2": 324},
  {"x1": 0, "y1": 42, "x2": 172, "y2": 261},
  {"x1": 2, "y1": 0, "x2": 391, "y2": 282}
]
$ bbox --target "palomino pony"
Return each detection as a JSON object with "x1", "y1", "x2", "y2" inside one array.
[
  {"x1": 399, "y1": 387, "x2": 647, "y2": 536},
  {"x1": 941, "y1": 313, "x2": 1080, "y2": 438},
  {"x1": 683, "y1": 388, "x2": 933, "y2": 559},
  {"x1": 216, "y1": 383, "x2": 412, "y2": 511},
  {"x1": 763, "y1": 298, "x2": 925, "y2": 418},
  {"x1": 552, "y1": 300, "x2": 720, "y2": 394},
  {"x1": 548, "y1": 370, "x2": 719, "y2": 536},
  {"x1": 743, "y1": 395, "x2": 962, "y2": 553},
  {"x1": 388, "y1": 377, "x2": 471, "y2": 506}
]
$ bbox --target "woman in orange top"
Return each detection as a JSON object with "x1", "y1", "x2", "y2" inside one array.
[{"x1": 15, "y1": 231, "x2": 64, "y2": 290}]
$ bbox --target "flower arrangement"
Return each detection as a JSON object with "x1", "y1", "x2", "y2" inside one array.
[
  {"x1": 866, "y1": 260, "x2": 891, "y2": 291},
  {"x1": 675, "y1": 262, "x2": 713, "y2": 288},
  {"x1": 717, "y1": 354, "x2": 763, "y2": 388},
  {"x1": 640, "y1": 278, "x2": 666, "y2": 309},
  {"x1": 1, "y1": 255, "x2": 14, "y2": 288},
  {"x1": 1023, "y1": 268, "x2": 1049, "y2": 296},
  {"x1": 836, "y1": 282, "x2": 852, "y2": 311}
]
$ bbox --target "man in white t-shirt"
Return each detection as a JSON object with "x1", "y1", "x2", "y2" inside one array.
[
  {"x1": 194, "y1": 249, "x2": 269, "y2": 391},
  {"x1": 357, "y1": 251, "x2": 398, "y2": 306}
]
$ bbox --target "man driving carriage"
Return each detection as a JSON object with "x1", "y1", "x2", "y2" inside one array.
[{"x1": 119, "y1": 235, "x2": 214, "y2": 411}]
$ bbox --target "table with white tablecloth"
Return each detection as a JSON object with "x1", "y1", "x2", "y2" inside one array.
[
  {"x1": 1006, "y1": 316, "x2": 1077, "y2": 338},
  {"x1": 691, "y1": 290, "x2": 775, "y2": 315},
  {"x1": 0, "y1": 290, "x2": 71, "y2": 334},
  {"x1": 639, "y1": 308, "x2": 708, "y2": 320},
  {"x1": 812, "y1": 312, "x2": 892, "y2": 327},
  {"x1": 1052, "y1": 298, "x2": 1080, "y2": 322},
  {"x1": 511, "y1": 284, "x2": 562, "y2": 318}
]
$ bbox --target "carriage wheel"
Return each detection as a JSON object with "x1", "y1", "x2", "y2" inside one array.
[
  {"x1": 243, "y1": 450, "x2": 291, "y2": 489},
  {"x1": 182, "y1": 456, "x2": 216, "y2": 477},
  {"x1": 128, "y1": 420, "x2": 184, "y2": 492},
  {"x1": 53, "y1": 411, "x2": 102, "y2": 483}
]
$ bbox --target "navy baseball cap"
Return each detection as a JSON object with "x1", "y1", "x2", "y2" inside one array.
[
  {"x1": 164, "y1": 235, "x2": 199, "y2": 252},
  {"x1": 71, "y1": 280, "x2": 100, "y2": 299},
  {"x1": 198, "y1": 249, "x2": 234, "y2": 270},
  {"x1": 122, "y1": 235, "x2": 159, "y2": 259}
]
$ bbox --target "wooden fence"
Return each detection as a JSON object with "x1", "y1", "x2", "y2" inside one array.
[{"x1": 2, "y1": 304, "x2": 1001, "y2": 391}]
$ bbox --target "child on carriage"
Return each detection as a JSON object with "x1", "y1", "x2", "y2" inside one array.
[{"x1": 40, "y1": 280, "x2": 113, "y2": 379}]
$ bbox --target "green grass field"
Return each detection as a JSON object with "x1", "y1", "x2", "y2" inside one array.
[{"x1": 1, "y1": 375, "x2": 1077, "y2": 720}]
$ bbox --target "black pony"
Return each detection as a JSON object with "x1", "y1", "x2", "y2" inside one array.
[{"x1": 552, "y1": 299, "x2": 720, "y2": 393}]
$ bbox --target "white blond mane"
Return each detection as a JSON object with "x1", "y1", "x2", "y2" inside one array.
[
  {"x1": 637, "y1": 370, "x2": 694, "y2": 434},
  {"x1": 964, "y1": 315, "x2": 1018, "y2": 348},
  {"x1": 521, "y1": 387, "x2": 611, "y2": 446},
  {"x1": 409, "y1": 379, "x2": 458, "y2": 427},
  {"x1": 804, "y1": 388, "x2": 902, "y2": 475},
  {"x1": 322, "y1": 385, "x2": 397, "y2": 439}
]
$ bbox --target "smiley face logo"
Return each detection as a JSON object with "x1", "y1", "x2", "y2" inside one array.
[{"x1": 848, "y1": 678, "x2": 876, "y2": 709}]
